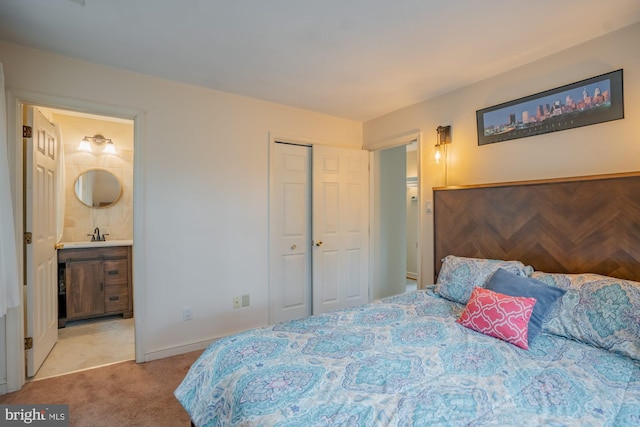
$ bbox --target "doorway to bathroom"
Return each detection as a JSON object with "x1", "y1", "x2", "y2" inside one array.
[{"x1": 25, "y1": 105, "x2": 135, "y2": 380}]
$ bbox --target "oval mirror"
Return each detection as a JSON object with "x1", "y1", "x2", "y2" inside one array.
[{"x1": 74, "y1": 169, "x2": 123, "y2": 208}]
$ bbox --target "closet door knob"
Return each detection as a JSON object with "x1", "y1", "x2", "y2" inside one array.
[{"x1": 314, "y1": 240, "x2": 323, "y2": 247}]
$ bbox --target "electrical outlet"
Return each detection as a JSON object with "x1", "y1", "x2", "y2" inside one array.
[
  {"x1": 242, "y1": 294, "x2": 250, "y2": 307},
  {"x1": 233, "y1": 297, "x2": 241, "y2": 309},
  {"x1": 182, "y1": 307, "x2": 193, "y2": 321}
]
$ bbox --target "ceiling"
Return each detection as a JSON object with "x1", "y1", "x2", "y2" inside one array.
[{"x1": 1, "y1": 1, "x2": 639, "y2": 122}]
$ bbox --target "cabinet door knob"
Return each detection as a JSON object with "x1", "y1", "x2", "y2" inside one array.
[
  {"x1": 109, "y1": 296, "x2": 119, "y2": 301},
  {"x1": 100, "y1": 283, "x2": 104, "y2": 291},
  {"x1": 107, "y1": 270, "x2": 119, "y2": 275}
]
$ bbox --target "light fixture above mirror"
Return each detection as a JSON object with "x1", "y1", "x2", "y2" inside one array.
[{"x1": 77, "y1": 134, "x2": 117, "y2": 154}]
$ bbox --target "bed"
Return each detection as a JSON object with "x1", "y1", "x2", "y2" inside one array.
[{"x1": 175, "y1": 172, "x2": 640, "y2": 426}]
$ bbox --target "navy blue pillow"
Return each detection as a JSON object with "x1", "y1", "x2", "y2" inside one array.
[{"x1": 485, "y1": 268, "x2": 566, "y2": 345}]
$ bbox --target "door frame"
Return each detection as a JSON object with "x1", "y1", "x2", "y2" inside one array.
[
  {"x1": 368, "y1": 131, "x2": 423, "y2": 293},
  {"x1": 4, "y1": 89, "x2": 145, "y2": 392}
]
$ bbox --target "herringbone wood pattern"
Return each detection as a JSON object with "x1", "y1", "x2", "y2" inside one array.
[{"x1": 434, "y1": 173, "x2": 640, "y2": 282}]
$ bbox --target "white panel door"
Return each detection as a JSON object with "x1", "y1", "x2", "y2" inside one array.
[
  {"x1": 269, "y1": 143, "x2": 311, "y2": 324},
  {"x1": 25, "y1": 107, "x2": 58, "y2": 377},
  {"x1": 312, "y1": 145, "x2": 369, "y2": 314}
]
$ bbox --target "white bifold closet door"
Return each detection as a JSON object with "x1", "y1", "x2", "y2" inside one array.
[{"x1": 269, "y1": 142, "x2": 369, "y2": 324}]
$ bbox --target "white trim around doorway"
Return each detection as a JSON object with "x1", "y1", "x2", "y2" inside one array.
[{"x1": 4, "y1": 89, "x2": 145, "y2": 393}]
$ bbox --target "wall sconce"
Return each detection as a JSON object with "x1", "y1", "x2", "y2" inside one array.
[
  {"x1": 434, "y1": 125, "x2": 451, "y2": 164},
  {"x1": 77, "y1": 134, "x2": 117, "y2": 154}
]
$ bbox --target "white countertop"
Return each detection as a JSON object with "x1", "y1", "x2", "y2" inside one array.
[{"x1": 57, "y1": 239, "x2": 133, "y2": 249}]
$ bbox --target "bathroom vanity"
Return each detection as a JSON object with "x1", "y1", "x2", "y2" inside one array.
[{"x1": 57, "y1": 241, "x2": 133, "y2": 327}]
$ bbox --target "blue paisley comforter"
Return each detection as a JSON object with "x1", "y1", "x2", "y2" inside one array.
[{"x1": 175, "y1": 289, "x2": 640, "y2": 426}]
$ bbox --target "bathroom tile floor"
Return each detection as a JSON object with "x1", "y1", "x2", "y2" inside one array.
[{"x1": 32, "y1": 316, "x2": 134, "y2": 381}]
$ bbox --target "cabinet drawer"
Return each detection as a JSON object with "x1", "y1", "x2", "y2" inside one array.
[
  {"x1": 105, "y1": 283, "x2": 129, "y2": 312},
  {"x1": 59, "y1": 246, "x2": 129, "y2": 262},
  {"x1": 104, "y1": 260, "x2": 128, "y2": 285}
]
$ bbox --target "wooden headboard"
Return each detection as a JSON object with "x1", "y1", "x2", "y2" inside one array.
[{"x1": 433, "y1": 172, "x2": 640, "y2": 282}]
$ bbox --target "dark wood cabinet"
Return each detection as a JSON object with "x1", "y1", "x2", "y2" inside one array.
[
  {"x1": 58, "y1": 245, "x2": 133, "y2": 326},
  {"x1": 66, "y1": 259, "x2": 105, "y2": 319}
]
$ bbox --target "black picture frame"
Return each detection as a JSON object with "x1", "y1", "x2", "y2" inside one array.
[{"x1": 476, "y1": 69, "x2": 624, "y2": 146}]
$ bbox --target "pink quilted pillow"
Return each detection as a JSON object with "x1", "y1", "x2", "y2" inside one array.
[{"x1": 457, "y1": 287, "x2": 537, "y2": 349}]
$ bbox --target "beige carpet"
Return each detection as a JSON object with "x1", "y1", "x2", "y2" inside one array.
[{"x1": 0, "y1": 350, "x2": 203, "y2": 427}]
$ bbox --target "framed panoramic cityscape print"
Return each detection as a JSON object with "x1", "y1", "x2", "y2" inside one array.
[{"x1": 476, "y1": 69, "x2": 624, "y2": 146}]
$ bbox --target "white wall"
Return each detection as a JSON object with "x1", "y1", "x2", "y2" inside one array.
[
  {"x1": 370, "y1": 145, "x2": 406, "y2": 300},
  {"x1": 363, "y1": 22, "x2": 640, "y2": 285},
  {"x1": 0, "y1": 40, "x2": 362, "y2": 368}
]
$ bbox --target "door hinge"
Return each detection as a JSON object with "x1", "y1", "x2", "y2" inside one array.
[
  {"x1": 24, "y1": 231, "x2": 32, "y2": 245},
  {"x1": 23, "y1": 125, "x2": 32, "y2": 138},
  {"x1": 25, "y1": 336, "x2": 33, "y2": 350}
]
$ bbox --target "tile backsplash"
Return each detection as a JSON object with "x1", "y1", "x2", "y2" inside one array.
[{"x1": 52, "y1": 112, "x2": 134, "y2": 243}]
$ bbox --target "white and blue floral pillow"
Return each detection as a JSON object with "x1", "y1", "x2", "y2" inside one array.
[
  {"x1": 532, "y1": 271, "x2": 640, "y2": 361},
  {"x1": 435, "y1": 255, "x2": 533, "y2": 305}
]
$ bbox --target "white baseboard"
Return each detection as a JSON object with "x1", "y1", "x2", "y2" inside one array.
[
  {"x1": 0, "y1": 382, "x2": 7, "y2": 396},
  {"x1": 143, "y1": 338, "x2": 219, "y2": 362}
]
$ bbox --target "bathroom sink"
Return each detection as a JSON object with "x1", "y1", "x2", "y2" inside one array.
[{"x1": 57, "y1": 239, "x2": 133, "y2": 249}]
